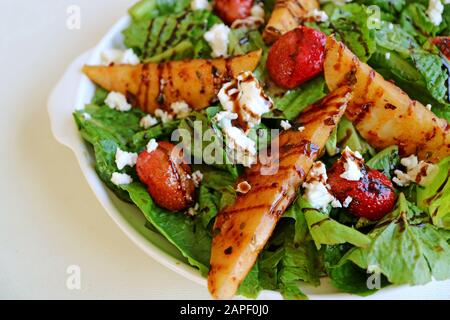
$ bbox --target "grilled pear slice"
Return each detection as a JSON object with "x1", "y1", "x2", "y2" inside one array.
[
  {"x1": 83, "y1": 50, "x2": 262, "y2": 114},
  {"x1": 263, "y1": 0, "x2": 319, "y2": 44},
  {"x1": 324, "y1": 36, "x2": 449, "y2": 163},
  {"x1": 208, "y1": 86, "x2": 352, "y2": 300}
]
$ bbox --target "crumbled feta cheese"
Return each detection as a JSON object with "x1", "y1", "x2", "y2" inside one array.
[
  {"x1": 204, "y1": 24, "x2": 230, "y2": 58},
  {"x1": 190, "y1": 0, "x2": 211, "y2": 11},
  {"x1": 187, "y1": 203, "x2": 200, "y2": 217},
  {"x1": 111, "y1": 172, "x2": 133, "y2": 186},
  {"x1": 280, "y1": 120, "x2": 292, "y2": 130},
  {"x1": 214, "y1": 111, "x2": 257, "y2": 167},
  {"x1": 426, "y1": 104, "x2": 432, "y2": 111},
  {"x1": 388, "y1": 23, "x2": 394, "y2": 30},
  {"x1": 331, "y1": 198, "x2": 342, "y2": 208},
  {"x1": 303, "y1": 180, "x2": 336, "y2": 211},
  {"x1": 306, "y1": 9, "x2": 329, "y2": 22},
  {"x1": 101, "y1": 49, "x2": 140, "y2": 66},
  {"x1": 385, "y1": 52, "x2": 391, "y2": 60},
  {"x1": 82, "y1": 112, "x2": 91, "y2": 120},
  {"x1": 191, "y1": 170, "x2": 204, "y2": 187},
  {"x1": 170, "y1": 101, "x2": 191, "y2": 119},
  {"x1": 218, "y1": 71, "x2": 273, "y2": 132},
  {"x1": 236, "y1": 181, "x2": 252, "y2": 194},
  {"x1": 115, "y1": 148, "x2": 138, "y2": 170},
  {"x1": 340, "y1": 147, "x2": 364, "y2": 181},
  {"x1": 343, "y1": 196, "x2": 353, "y2": 208},
  {"x1": 140, "y1": 114, "x2": 158, "y2": 129},
  {"x1": 302, "y1": 161, "x2": 339, "y2": 211},
  {"x1": 298, "y1": 126, "x2": 305, "y2": 132},
  {"x1": 393, "y1": 155, "x2": 438, "y2": 187},
  {"x1": 427, "y1": 0, "x2": 444, "y2": 26},
  {"x1": 146, "y1": 139, "x2": 159, "y2": 153},
  {"x1": 154, "y1": 108, "x2": 174, "y2": 124},
  {"x1": 105, "y1": 92, "x2": 132, "y2": 112},
  {"x1": 251, "y1": 3, "x2": 265, "y2": 19}
]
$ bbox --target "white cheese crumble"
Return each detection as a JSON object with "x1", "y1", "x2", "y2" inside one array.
[
  {"x1": 340, "y1": 147, "x2": 364, "y2": 181},
  {"x1": 388, "y1": 23, "x2": 394, "y2": 30},
  {"x1": 146, "y1": 139, "x2": 159, "y2": 153},
  {"x1": 191, "y1": 170, "x2": 204, "y2": 187},
  {"x1": 280, "y1": 120, "x2": 292, "y2": 130},
  {"x1": 204, "y1": 24, "x2": 230, "y2": 58},
  {"x1": 170, "y1": 101, "x2": 191, "y2": 119},
  {"x1": 101, "y1": 49, "x2": 140, "y2": 66},
  {"x1": 426, "y1": 104, "x2": 432, "y2": 111},
  {"x1": 115, "y1": 148, "x2": 138, "y2": 170},
  {"x1": 214, "y1": 111, "x2": 257, "y2": 167},
  {"x1": 218, "y1": 71, "x2": 273, "y2": 132},
  {"x1": 343, "y1": 196, "x2": 353, "y2": 208},
  {"x1": 187, "y1": 203, "x2": 200, "y2": 217},
  {"x1": 82, "y1": 112, "x2": 91, "y2": 120},
  {"x1": 302, "y1": 161, "x2": 340, "y2": 211},
  {"x1": 298, "y1": 126, "x2": 305, "y2": 132},
  {"x1": 385, "y1": 52, "x2": 391, "y2": 60},
  {"x1": 111, "y1": 172, "x2": 133, "y2": 186},
  {"x1": 236, "y1": 181, "x2": 252, "y2": 194},
  {"x1": 105, "y1": 92, "x2": 132, "y2": 112},
  {"x1": 427, "y1": 0, "x2": 444, "y2": 26},
  {"x1": 306, "y1": 9, "x2": 329, "y2": 22},
  {"x1": 140, "y1": 114, "x2": 158, "y2": 129},
  {"x1": 154, "y1": 108, "x2": 174, "y2": 124},
  {"x1": 393, "y1": 155, "x2": 438, "y2": 187},
  {"x1": 190, "y1": 0, "x2": 211, "y2": 11}
]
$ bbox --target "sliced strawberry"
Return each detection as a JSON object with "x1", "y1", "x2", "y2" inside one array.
[
  {"x1": 432, "y1": 36, "x2": 450, "y2": 60},
  {"x1": 328, "y1": 160, "x2": 397, "y2": 221},
  {"x1": 214, "y1": 0, "x2": 254, "y2": 25},
  {"x1": 266, "y1": 26, "x2": 327, "y2": 89},
  {"x1": 136, "y1": 141, "x2": 195, "y2": 212}
]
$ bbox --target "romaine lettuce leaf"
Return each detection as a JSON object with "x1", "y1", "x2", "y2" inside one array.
[
  {"x1": 417, "y1": 156, "x2": 450, "y2": 229},
  {"x1": 328, "y1": 3, "x2": 377, "y2": 62},
  {"x1": 122, "y1": 182, "x2": 211, "y2": 275},
  {"x1": 341, "y1": 194, "x2": 450, "y2": 286},
  {"x1": 268, "y1": 76, "x2": 328, "y2": 120},
  {"x1": 304, "y1": 209, "x2": 372, "y2": 250},
  {"x1": 123, "y1": 10, "x2": 220, "y2": 61},
  {"x1": 73, "y1": 104, "x2": 147, "y2": 201},
  {"x1": 366, "y1": 145, "x2": 400, "y2": 179}
]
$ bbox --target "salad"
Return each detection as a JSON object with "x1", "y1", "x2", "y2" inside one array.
[{"x1": 73, "y1": 0, "x2": 450, "y2": 299}]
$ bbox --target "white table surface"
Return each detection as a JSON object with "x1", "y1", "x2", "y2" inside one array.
[{"x1": 0, "y1": 0, "x2": 449, "y2": 300}]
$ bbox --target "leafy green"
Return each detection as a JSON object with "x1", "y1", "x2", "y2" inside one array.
[
  {"x1": 178, "y1": 109, "x2": 239, "y2": 178},
  {"x1": 401, "y1": 3, "x2": 443, "y2": 38},
  {"x1": 417, "y1": 156, "x2": 450, "y2": 229},
  {"x1": 132, "y1": 120, "x2": 180, "y2": 150},
  {"x1": 324, "y1": 244, "x2": 379, "y2": 295},
  {"x1": 336, "y1": 116, "x2": 375, "y2": 157},
  {"x1": 304, "y1": 209, "x2": 372, "y2": 250},
  {"x1": 123, "y1": 9, "x2": 220, "y2": 61},
  {"x1": 411, "y1": 49, "x2": 449, "y2": 105},
  {"x1": 366, "y1": 145, "x2": 400, "y2": 178},
  {"x1": 268, "y1": 77, "x2": 328, "y2": 120},
  {"x1": 122, "y1": 182, "x2": 211, "y2": 275},
  {"x1": 346, "y1": 194, "x2": 450, "y2": 286},
  {"x1": 128, "y1": 0, "x2": 190, "y2": 21},
  {"x1": 237, "y1": 264, "x2": 262, "y2": 298},
  {"x1": 328, "y1": 3, "x2": 377, "y2": 62},
  {"x1": 73, "y1": 104, "x2": 146, "y2": 200}
]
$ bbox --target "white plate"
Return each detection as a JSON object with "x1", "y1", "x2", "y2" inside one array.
[{"x1": 47, "y1": 15, "x2": 449, "y2": 300}]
